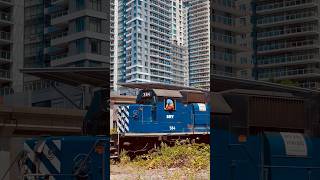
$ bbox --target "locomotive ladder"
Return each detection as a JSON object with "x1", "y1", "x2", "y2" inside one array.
[
  {"x1": 110, "y1": 108, "x2": 120, "y2": 160},
  {"x1": 110, "y1": 134, "x2": 120, "y2": 160}
]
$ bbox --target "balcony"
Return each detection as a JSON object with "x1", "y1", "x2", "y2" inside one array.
[
  {"x1": 0, "y1": 86, "x2": 13, "y2": 96},
  {"x1": 50, "y1": 53, "x2": 67, "y2": 61},
  {"x1": 188, "y1": 1, "x2": 209, "y2": 13},
  {"x1": 212, "y1": 70, "x2": 237, "y2": 77},
  {"x1": 212, "y1": 15, "x2": 250, "y2": 33},
  {"x1": 50, "y1": 31, "x2": 68, "y2": 40},
  {"x1": 45, "y1": 4, "x2": 65, "y2": 14},
  {"x1": 257, "y1": 39, "x2": 318, "y2": 54},
  {"x1": 211, "y1": 0, "x2": 245, "y2": 16},
  {"x1": 51, "y1": 10, "x2": 68, "y2": 19},
  {"x1": 0, "y1": 31, "x2": 11, "y2": 44},
  {"x1": 213, "y1": 33, "x2": 250, "y2": 52},
  {"x1": 257, "y1": 25, "x2": 318, "y2": 40},
  {"x1": 0, "y1": 0, "x2": 11, "y2": 3},
  {"x1": 213, "y1": 52, "x2": 253, "y2": 69},
  {"x1": 213, "y1": 33, "x2": 236, "y2": 44},
  {"x1": 257, "y1": 11, "x2": 318, "y2": 27},
  {"x1": 50, "y1": 53, "x2": 108, "y2": 67},
  {"x1": 0, "y1": 11, "x2": 12, "y2": 27},
  {"x1": 256, "y1": 0, "x2": 318, "y2": 14},
  {"x1": 299, "y1": 81, "x2": 320, "y2": 89},
  {"x1": 258, "y1": 68, "x2": 320, "y2": 80},
  {"x1": 258, "y1": 53, "x2": 319, "y2": 67},
  {"x1": 44, "y1": 46, "x2": 66, "y2": 55},
  {"x1": 190, "y1": 77, "x2": 210, "y2": 84},
  {"x1": 51, "y1": 0, "x2": 68, "y2": 6},
  {"x1": 45, "y1": 26, "x2": 61, "y2": 33},
  {"x1": 0, "y1": 69, "x2": 10, "y2": 83},
  {"x1": 0, "y1": 0, "x2": 12, "y2": 7},
  {"x1": 0, "y1": 50, "x2": 10, "y2": 64}
]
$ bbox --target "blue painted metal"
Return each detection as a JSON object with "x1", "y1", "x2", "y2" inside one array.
[
  {"x1": 211, "y1": 129, "x2": 320, "y2": 180},
  {"x1": 23, "y1": 136, "x2": 109, "y2": 180},
  {"x1": 118, "y1": 89, "x2": 210, "y2": 134}
]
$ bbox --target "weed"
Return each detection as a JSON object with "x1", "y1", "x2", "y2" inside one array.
[
  {"x1": 115, "y1": 141, "x2": 210, "y2": 179},
  {"x1": 129, "y1": 141, "x2": 209, "y2": 171},
  {"x1": 119, "y1": 150, "x2": 131, "y2": 165}
]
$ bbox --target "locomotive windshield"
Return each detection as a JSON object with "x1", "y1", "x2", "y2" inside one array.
[
  {"x1": 164, "y1": 98, "x2": 176, "y2": 111},
  {"x1": 138, "y1": 96, "x2": 156, "y2": 105}
]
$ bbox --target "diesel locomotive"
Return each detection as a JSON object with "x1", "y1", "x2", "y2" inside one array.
[{"x1": 111, "y1": 88, "x2": 210, "y2": 157}]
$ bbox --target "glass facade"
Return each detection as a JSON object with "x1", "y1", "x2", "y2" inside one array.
[{"x1": 114, "y1": 0, "x2": 188, "y2": 90}]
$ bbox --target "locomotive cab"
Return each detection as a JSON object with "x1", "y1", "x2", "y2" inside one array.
[{"x1": 136, "y1": 89, "x2": 157, "y2": 105}]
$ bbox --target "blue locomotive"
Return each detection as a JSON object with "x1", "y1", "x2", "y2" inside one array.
[
  {"x1": 112, "y1": 88, "x2": 210, "y2": 157},
  {"x1": 116, "y1": 88, "x2": 210, "y2": 134}
]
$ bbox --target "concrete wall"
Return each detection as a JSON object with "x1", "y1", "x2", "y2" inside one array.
[
  {"x1": 0, "y1": 137, "x2": 27, "y2": 180},
  {"x1": 11, "y1": 0, "x2": 24, "y2": 93}
]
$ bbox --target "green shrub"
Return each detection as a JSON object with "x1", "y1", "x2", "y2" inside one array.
[{"x1": 129, "y1": 141, "x2": 210, "y2": 171}]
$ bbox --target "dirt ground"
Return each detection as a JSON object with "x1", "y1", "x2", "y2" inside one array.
[{"x1": 110, "y1": 165, "x2": 209, "y2": 180}]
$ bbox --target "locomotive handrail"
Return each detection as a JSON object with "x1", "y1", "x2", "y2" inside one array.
[{"x1": 262, "y1": 165, "x2": 320, "y2": 169}]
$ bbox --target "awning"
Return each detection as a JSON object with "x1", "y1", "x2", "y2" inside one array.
[
  {"x1": 118, "y1": 82, "x2": 207, "y2": 92},
  {"x1": 110, "y1": 95, "x2": 136, "y2": 104},
  {"x1": 153, "y1": 89, "x2": 183, "y2": 98},
  {"x1": 21, "y1": 67, "x2": 108, "y2": 87},
  {"x1": 212, "y1": 75, "x2": 320, "y2": 98},
  {"x1": 221, "y1": 89, "x2": 297, "y2": 98}
]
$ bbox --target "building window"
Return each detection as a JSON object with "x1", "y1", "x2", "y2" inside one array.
[
  {"x1": 76, "y1": 0, "x2": 85, "y2": 10},
  {"x1": 76, "y1": 17, "x2": 85, "y2": 32},
  {"x1": 89, "y1": 0, "x2": 102, "y2": 11},
  {"x1": 76, "y1": 39, "x2": 85, "y2": 54},
  {"x1": 240, "y1": 17, "x2": 246, "y2": 26},
  {"x1": 89, "y1": 61, "x2": 100, "y2": 67},
  {"x1": 89, "y1": 17, "x2": 101, "y2": 32},
  {"x1": 90, "y1": 39, "x2": 101, "y2": 54}
]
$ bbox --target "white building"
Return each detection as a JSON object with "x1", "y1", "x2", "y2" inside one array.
[{"x1": 113, "y1": 0, "x2": 189, "y2": 91}]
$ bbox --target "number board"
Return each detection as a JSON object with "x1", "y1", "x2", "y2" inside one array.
[
  {"x1": 141, "y1": 91, "x2": 152, "y2": 98},
  {"x1": 280, "y1": 132, "x2": 307, "y2": 157}
]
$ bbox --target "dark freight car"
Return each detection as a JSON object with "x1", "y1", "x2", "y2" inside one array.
[{"x1": 219, "y1": 89, "x2": 316, "y2": 136}]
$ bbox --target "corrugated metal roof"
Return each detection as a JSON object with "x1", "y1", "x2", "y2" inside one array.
[
  {"x1": 179, "y1": 89, "x2": 204, "y2": 94},
  {"x1": 153, "y1": 89, "x2": 182, "y2": 98},
  {"x1": 213, "y1": 74, "x2": 320, "y2": 97},
  {"x1": 118, "y1": 82, "x2": 207, "y2": 92},
  {"x1": 21, "y1": 67, "x2": 108, "y2": 87},
  {"x1": 221, "y1": 89, "x2": 298, "y2": 98}
]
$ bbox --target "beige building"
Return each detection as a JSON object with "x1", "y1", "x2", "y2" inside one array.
[
  {"x1": 211, "y1": 0, "x2": 253, "y2": 81},
  {"x1": 186, "y1": 0, "x2": 211, "y2": 89},
  {"x1": 255, "y1": 0, "x2": 320, "y2": 89}
]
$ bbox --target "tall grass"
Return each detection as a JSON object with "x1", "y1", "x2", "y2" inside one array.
[{"x1": 120, "y1": 140, "x2": 210, "y2": 171}]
